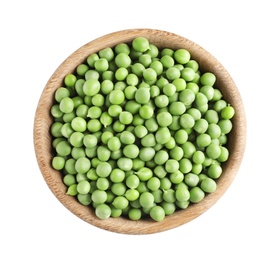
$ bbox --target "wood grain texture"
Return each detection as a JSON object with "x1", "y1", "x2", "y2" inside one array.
[{"x1": 33, "y1": 28, "x2": 246, "y2": 234}]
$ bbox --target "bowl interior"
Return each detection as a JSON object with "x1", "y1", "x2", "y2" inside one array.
[{"x1": 34, "y1": 28, "x2": 246, "y2": 234}]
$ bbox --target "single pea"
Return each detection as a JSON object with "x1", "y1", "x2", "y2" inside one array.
[
  {"x1": 115, "y1": 43, "x2": 130, "y2": 54},
  {"x1": 221, "y1": 106, "x2": 235, "y2": 120},
  {"x1": 97, "y1": 146, "x2": 111, "y2": 162},
  {"x1": 189, "y1": 187, "x2": 205, "y2": 203},
  {"x1": 83, "y1": 134, "x2": 98, "y2": 148},
  {"x1": 194, "y1": 119, "x2": 209, "y2": 134},
  {"x1": 99, "y1": 47, "x2": 114, "y2": 61},
  {"x1": 71, "y1": 117, "x2": 87, "y2": 132},
  {"x1": 75, "y1": 157, "x2": 91, "y2": 174},
  {"x1": 155, "y1": 127, "x2": 171, "y2": 144},
  {"x1": 161, "y1": 201, "x2": 176, "y2": 215},
  {"x1": 106, "y1": 136, "x2": 121, "y2": 152},
  {"x1": 154, "y1": 150, "x2": 169, "y2": 165},
  {"x1": 143, "y1": 68, "x2": 157, "y2": 82},
  {"x1": 147, "y1": 177, "x2": 161, "y2": 191},
  {"x1": 128, "y1": 208, "x2": 142, "y2": 220},
  {"x1": 181, "y1": 67, "x2": 196, "y2": 82},
  {"x1": 149, "y1": 60, "x2": 163, "y2": 75},
  {"x1": 206, "y1": 143, "x2": 222, "y2": 159},
  {"x1": 55, "y1": 87, "x2": 70, "y2": 102},
  {"x1": 77, "y1": 194, "x2": 92, "y2": 206},
  {"x1": 83, "y1": 78, "x2": 101, "y2": 96},
  {"x1": 132, "y1": 37, "x2": 150, "y2": 52},
  {"x1": 172, "y1": 78, "x2": 187, "y2": 93},
  {"x1": 175, "y1": 188, "x2": 190, "y2": 202},
  {"x1": 150, "y1": 206, "x2": 165, "y2": 222},
  {"x1": 218, "y1": 146, "x2": 229, "y2": 162},
  {"x1": 200, "y1": 72, "x2": 216, "y2": 86},
  {"x1": 112, "y1": 196, "x2": 129, "y2": 210},
  {"x1": 208, "y1": 164, "x2": 223, "y2": 179},
  {"x1": 182, "y1": 141, "x2": 196, "y2": 158},
  {"x1": 115, "y1": 53, "x2": 131, "y2": 68},
  {"x1": 64, "y1": 73, "x2": 77, "y2": 87},
  {"x1": 139, "y1": 192, "x2": 155, "y2": 208},
  {"x1": 201, "y1": 178, "x2": 217, "y2": 193},
  {"x1": 135, "y1": 87, "x2": 150, "y2": 104},
  {"x1": 123, "y1": 144, "x2": 140, "y2": 159},
  {"x1": 207, "y1": 124, "x2": 222, "y2": 139},
  {"x1": 200, "y1": 85, "x2": 215, "y2": 100},
  {"x1": 184, "y1": 173, "x2": 199, "y2": 187},
  {"x1": 179, "y1": 158, "x2": 192, "y2": 174},
  {"x1": 186, "y1": 60, "x2": 199, "y2": 71},
  {"x1": 56, "y1": 140, "x2": 71, "y2": 156},
  {"x1": 139, "y1": 105, "x2": 154, "y2": 120},
  {"x1": 131, "y1": 62, "x2": 145, "y2": 77},
  {"x1": 146, "y1": 43, "x2": 159, "y2": 58},
  {"x1": 166, "y1": 67, "x2": 181, "y2": 81},
  {"x1": 135, "y1": 167, "x2": 152, "y2": 182},
  {"x1": 109, "y1": 89, "x2": 125, "y2": 105},
  {"x1": 156, "y1": 111, "x2": 172, "y2": 127},
  {"x1": 66, "y1": 184, "x2": 78, "y2": 196},
  {"x1": 63, "y1": 174, "x2": 76, "y2": 187},
  {"x1": 96, "y1": 162, "x2": 112, "y2": 178},
  {"x1": 117, "y1": 157, "x2": 133, "y2": 171},
  {"x1": 125, "y1": 189, "x2": 140, "y2": 202},
  {"x1": 163, "y1": 83, "x2": 176, "y2": 96},
  {"x1": 108, "y1": 104, "x2": 122, "y2": 118},
  {"x1": 174, "y1": 49, "x2": 191, "y2": 64},
  {"x1": 119, "y1": 131, "x2": 135, "y2": 145},
  {"x1": 59, "y1": 97, "x2": 74, "y2": 114},
  {"x1": 163, "y1": 189, "x2": 176, "y2": 203},
  {"x1": 119, "y1": 111, "x2": 133, "y2": 125},
  {"x1": 96, "y1": 177, "x2": 110, "y2": 191},
  {"x1": 138, "y1": 54, "x2": 152, "y2": 67},
  {"x1": 214, "y1": 100, "x2": 227, "y2": 112},
  {"x1": 169, "y1": 101, "x2": 186, "y2": 116},
  {"x1": 169, "y1": 170, "x2": 184, "y2": 184},
  {"x1": 212, "y1": 88, "x2": 223, "y2": 101},
  {"x1": 154, "y1": 95, "x2": 169, "y2": 108},
  {"x1": 87, "y1": 119, "x2": 102, "y2": 132},
  {"x1": 85, "y1": 69, "x2": 99, "y2": 80},
  {"x1": 86, "y1": 53, "x2": 99, "y2": 67},
  {"x1": 95, "y1": 204, "x2": 111, "y2": 220},
  {"x1": 69, "y1": 132, "x2": 84, "y2": 147},
  {"x1": 94, "y1": 58, "x2": 109, "y2": 73},
  {"x1": 174, "y1": 129, "x2": 188, "y2": 145},
  {"x1": 77, "y1": 180, "x2": 91, "y2": 195},
  {"x1": 91, "y1": 190, "x2": 108, "y2": 204},
  {"x1": 196, "y1": 133, "x2": 212, "y2": 148},
  {"x1": 169, "y1": 146, "x2": 184, "y2": 161},
  {"x1": 141, "y1": 133, "x2": 156, "y2": 147},
  {"x1": 52, "y1": 156, "x2": 65, "y2": 170},
  {"x1": 165, "y1": 159, "x2": 179, "y2": 173}
]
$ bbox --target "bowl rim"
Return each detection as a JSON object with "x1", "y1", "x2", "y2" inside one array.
[{"x1": 34, "y1": 28, "x2": 246, "y2": 234}]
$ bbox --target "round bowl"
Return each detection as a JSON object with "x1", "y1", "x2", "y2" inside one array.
[{"x1": 34, "y1": 28, "x2": 246, "y2": 234}]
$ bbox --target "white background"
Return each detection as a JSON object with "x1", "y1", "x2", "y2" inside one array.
[{"x1": 1, "y1": 0, "x2": 278, "y2": 259}]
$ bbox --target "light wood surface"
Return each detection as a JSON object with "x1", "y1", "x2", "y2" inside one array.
[{"x1": 33, "y1": 28, "x2": 246, "y2": 234}]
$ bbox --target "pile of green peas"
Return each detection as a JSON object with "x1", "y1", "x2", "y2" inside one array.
[{"x1": 50, "y1": 37, "x2": 235, "y2": 222}]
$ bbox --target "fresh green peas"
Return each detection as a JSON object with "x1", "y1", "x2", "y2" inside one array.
[
  {"x1": 50, "y1": 37, "x2": 234, "y2": 222},
  {"x1": 64, "y1": 74, "x2": 77, "y2": 87},
  {"x1": 132, "y1": 37, "x2": 150, "y2": 52},
  {"x1": 135, "y1": 87, "x2": 150, "y2": 104},
  {"x1": 109, "y1": 89, "x2": 125, "y2": 105},
  {"x1": 200, "y1": 72, "x2": 216, "y2": 87},
  {"x1": 190, "y1": 187, "x2": 205, "y2": 203},
  {"x1": 174, "y1": 49, "x2": 191, "y2": 64}
]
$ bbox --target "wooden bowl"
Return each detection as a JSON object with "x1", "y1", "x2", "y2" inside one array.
[{"x1": 34, "y1": 28, "x2": 246, "y2": 234}]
